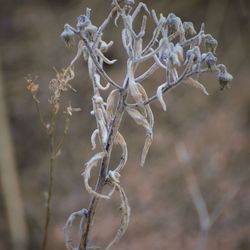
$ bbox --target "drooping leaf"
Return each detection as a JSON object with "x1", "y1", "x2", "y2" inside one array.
[
  {"x1": 184, "y1": 77, "x2": 209, "y2": 95},
  {"x1": 114, "y1": 132, "x2": 128, "y2": 172},
  {"x1": 105, "y1": 184, "x2": 130, "y2": 250},
  {"x1": 82, "y1": 152, "x2": 110, "y2": 199},
  {"x1": 156, "y1": 84, "x2": 167, "y2": 111}
]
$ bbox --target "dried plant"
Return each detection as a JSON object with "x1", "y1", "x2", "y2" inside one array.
[
  {"x1": 26, "y1": 68, "x2": 80, "y2": 250},
  {"x1": 29, "y1": 0, "x2": 234, "y2": 249}
]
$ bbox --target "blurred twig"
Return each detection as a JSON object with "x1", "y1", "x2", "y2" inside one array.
[
  {"x1": 0, "y1": 57, "x2": 28, "y2": 250},
  {"x1": 26, "y1": 68, "x2": 75, "y2": 250},
  {"x1": 176, "y1": 143, "x2": 241, "y2": 250},
  {"x1": 41, "y1": 113, "x2": 56, "y2": 250}
]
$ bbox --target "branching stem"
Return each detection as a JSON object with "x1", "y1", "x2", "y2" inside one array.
[{"x1": 79, "y1": 89, "x2": 127, "y2": 249}]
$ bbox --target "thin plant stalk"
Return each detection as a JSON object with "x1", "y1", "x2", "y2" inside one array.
[
  {"x1": 41, "y1": 114, "x2": 56, "y2": 250},
  {"x1": 27, "y1": 66, "x2": 77, "y2": 250}
]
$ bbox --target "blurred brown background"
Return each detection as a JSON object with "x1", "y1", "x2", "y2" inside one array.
[{"x1": 0, "y1": 0, "x2": 250, "y2": 249}]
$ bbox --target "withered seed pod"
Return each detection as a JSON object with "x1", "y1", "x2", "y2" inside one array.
[
  {"x1": 61, "y1": 24, "x2": 75, "y2": 45},
  {"x1": 204, "y1": 34, "x2": 218, "y2": 54},
  {"x1": 216, "y1": 64, "x2": 233, "y2": 90},
  {"x1": 183, "y1": 21, "x2": 197, "y2": 36}
]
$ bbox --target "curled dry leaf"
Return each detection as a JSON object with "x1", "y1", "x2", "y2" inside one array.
[
  {"x1": 82, "y1": 152, "x2": 110, "y2": 199},
  {"x1": 128, "y1": 61, "x2": 144, "y2": 104},
  {"x1": 126, "y1": 107, "x2": 153, "y2": 166},
  {"x1": 99, "y1": 115, "x2": 108, "y2": 145},
  {"x1": 106, "y1": 89, "x2": 119, "y2": 122},
  {"x1": 91, "y1": 129, "x2": 99, "y2": 150},
  {"x1": 92, "y1": 95, "x2": 108, "y2": 146},
  {"x1": 105, "y1": 184, "x2": 130, "y2": 250},
  {"x1": 157, "y1": 84, "x2": 167, "y2": 111},
  {"x1": 137, "y1": 83, "x2": 154, "y2": 127},
  {"x1": 70, "y1": 41, "x2": 84, "y2": 66},
  {"x1": 96, "y1": 49, "x2": 117, "y2": 65},
  {"x1": 137, "y1": 84, "x2": 154, "y2": 166},
  {"x1": 140, "y1": 133, "x2": 153, "y2": 167},
  {"x1": 183, "y1": 77, "x2": 209, "y2": 95},
  {"x1": 108, "y1": 170, "x2": 121, "y2": 184},
  {"x1": 94, "y1": 73, "x2": 110, "y2": 91},
  {"x1": 64, "y1": 208, "x2": 88, "y2": 250},
  {"x1": 126, "y1": 107, "x2": 152, "y2": 133},
  {"x1": 114, "y1": 132, "x2": 128, "y2": 172},
  {"x1": 129, "y1": 80, "x2": 144, "y2": 105}
]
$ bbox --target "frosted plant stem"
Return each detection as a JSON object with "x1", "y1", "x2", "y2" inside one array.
[{"x1": 79, "y1": 90, "x2": 127, "y2": 250}]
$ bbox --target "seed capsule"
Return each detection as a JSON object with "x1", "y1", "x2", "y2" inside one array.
[
  {"x1": 61, "y1": 24, "x2": 75, "y2": 45},
  {"x1": 204, "y1": 34, "x2": 218, "y2": 54},
  {"x1": 216, "y1": 64, "x2": 233, "y2": 90},
  {"x1": 183, "y1": 22, "x2": 197, "y2": 36},
  {"x1": 77, "y1": 15, "x2": 90, "y2": 30},
  {"x1": 202, "y1": 52, "x2": 217, "y2": 69}
]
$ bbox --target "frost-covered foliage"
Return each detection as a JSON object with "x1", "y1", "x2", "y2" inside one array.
[{"x1": 58, "y1": 0, "x2": 233, "y2": 249}]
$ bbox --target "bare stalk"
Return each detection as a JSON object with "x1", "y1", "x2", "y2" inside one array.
[
  {"x1": 41, "y1": 115, "x2": 56, "y2": 250},
  {"x1": 26, "y1": 68, "x2": 77, "y2": 250}
]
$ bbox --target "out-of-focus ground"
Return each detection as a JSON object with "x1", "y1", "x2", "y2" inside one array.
[{"x1": 0, "y1": 0, "x2": 250, "y2": 249}]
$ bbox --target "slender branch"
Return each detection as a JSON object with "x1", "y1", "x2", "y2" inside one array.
[
  {"x1": 42, "y1": 115, "x2": 56, "y2": 250},
  {"x1": 92, "y1": 10, "x2": 114, "y2": 50},
  {"x1": 54, "y1": 117, "x2": 70, "y2": 158},
  {"x1": 135, "y1": 45, "x2": 161, "y2": 63},
  {"x1": 79, "y1": 34, "x2": 122, "y2": 90},
  {"x1": 142, "y1": 12, "x2": 164, "y2": 54},
  {"x1": 34, "y1": 98, "x2": 48, "y2": 130},
  {"x1": 135, "y1": 62, "x2": 159, "y2": 82},
  {"x1": 144, "y1": 68, "x2": 210, "y2": 105}
]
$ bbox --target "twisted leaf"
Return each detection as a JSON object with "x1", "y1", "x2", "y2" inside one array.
[
  {"x1": 82, "y1": 152, "x2": 110, "y2": 199},
  {"x1": 114, "y1": 132, "x2": 128, "y2": 172},
  {"x1": 184, "y1": 77, "x2": 209, "y2": 95},
  {"x1": 126, "y1": 107, "x2": 153, "y2": 166},
  {"x1": 105, "y1": 184, "x2": 130, "y2": 250}
]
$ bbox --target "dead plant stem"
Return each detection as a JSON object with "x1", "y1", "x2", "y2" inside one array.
[
  {"x1": 79, "y1": 90, "x2": 127, "y2": 249},
  {"x1": 42, "y1": 116, "x2": 56, "y2": 250}
]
